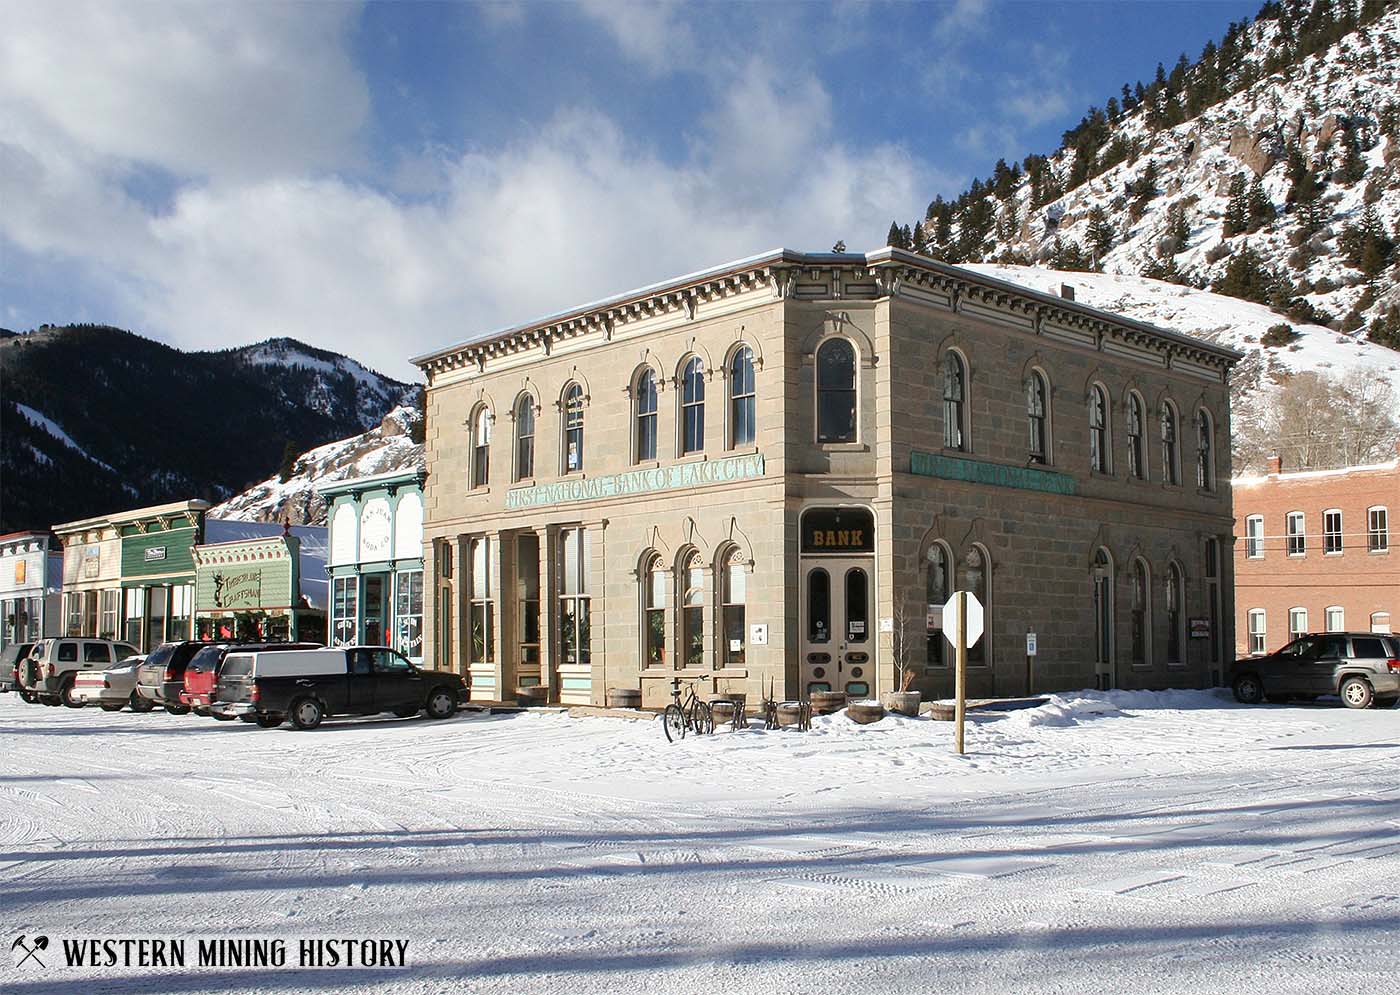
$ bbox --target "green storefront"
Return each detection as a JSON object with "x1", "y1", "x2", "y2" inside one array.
[
  {"x1": 192, "y1": 530, "x2": 327, "y2": 644},
  {"x1": 116, "y1": 502, "x2": 209, "y2": 652}
]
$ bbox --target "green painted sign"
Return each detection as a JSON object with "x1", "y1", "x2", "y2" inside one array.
[
  {"x1": 122, "y1": 527, "x2": 197, "y2": 578},
  {"x1": 910, "y1": 450, "x2": 1076, "y2": 496},
  {"x1": 194, "y1": 540, "x2": 297, "y2": 612},
  {"x1": 504, "y1": 453, "x2": 766, "y2": 510}
]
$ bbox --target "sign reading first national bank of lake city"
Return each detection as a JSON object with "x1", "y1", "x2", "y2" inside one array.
[
  {"x1": 910, "y1": 450, "x2": 1076, "y2": 496},
  {"x1": 504, "y1": 453, "x2": 766, "y2": 510}
]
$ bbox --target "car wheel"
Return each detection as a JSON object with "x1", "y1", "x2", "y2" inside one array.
[
  {"x1": 61, "y1": 676, "x2": 85, "y2": 708},
  {"x1": 100, "y1": 702, "x2": 125, "y2": 712},
  {"x1": 164, "y1": 704, "x2": 191, "y2": 716},
  {"x1": 290, "y1": 698, "x2": 324, "y2": 730},
  {"x1": 19, "y1": 689, "x2": 37, "y2": 704},
  {"x1": 128, "y1": 693, "x2": 154, "y2": 713},
  {"x1": 1232, "y1": 674, "x2": 1264, "y2": 705},
  {"x1": 424, "y1": 688, "x2": 457, "y2": 720},
  {"x1": 1341, "y1": 677, "x2": 1375, "y2": 709},
  {"x1": 256, "y1": 713, "x2": 284, "y2": 728}
]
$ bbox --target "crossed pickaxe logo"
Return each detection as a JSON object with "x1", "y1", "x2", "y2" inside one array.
[{"x1": 12, "y1": 934, "x2": 48, "y2": 968}]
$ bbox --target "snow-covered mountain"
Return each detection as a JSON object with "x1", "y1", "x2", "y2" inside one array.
[
  {"x1": 210, "y1": 403, "x2": 424, "y2": 526},
  {"x1": 901, "y1": 1, "x2": 1400, "y2": 394}
]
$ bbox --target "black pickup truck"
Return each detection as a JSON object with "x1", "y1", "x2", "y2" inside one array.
[{"x1": 211, "y1": 646, "x2": 466, "y2": 729}]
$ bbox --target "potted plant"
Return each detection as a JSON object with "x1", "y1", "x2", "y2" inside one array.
[{"x1": 882, "y1": 593, "x2": 923, "y2": 717}]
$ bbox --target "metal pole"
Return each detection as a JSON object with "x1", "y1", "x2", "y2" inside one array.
[{"x1": 955, "y1": 590, "x2": 967, "y2": 756}]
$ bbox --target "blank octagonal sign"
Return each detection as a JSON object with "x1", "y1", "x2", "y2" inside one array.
[{"x1": 942, "y1": 591, "x2": 983, "y2": 648}]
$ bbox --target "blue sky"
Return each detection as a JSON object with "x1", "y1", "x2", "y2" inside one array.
[{"x1": 1, "y1": 0, "x2": 1259, "y2": 380}]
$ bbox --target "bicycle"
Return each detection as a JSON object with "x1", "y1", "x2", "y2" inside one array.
[{"x1": 662, "y1": 678, "x2": 713, "y2": 742}]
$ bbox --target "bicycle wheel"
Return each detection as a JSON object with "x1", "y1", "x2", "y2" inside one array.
[
  {"x1": 663, "y1": 703, "x2": 686, "y2": 742},
  {"x1": 693, "y1": 701, "x2": 714, "y2": 736}
]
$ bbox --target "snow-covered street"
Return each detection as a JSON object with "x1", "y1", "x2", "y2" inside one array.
[{"x1": 3, "y1": 690, "x2": 1399, "y2": 994}]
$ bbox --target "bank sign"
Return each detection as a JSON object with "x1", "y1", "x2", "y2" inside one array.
[{"x1": 504, "y1": 453, "x2": 765, "y2": 510}]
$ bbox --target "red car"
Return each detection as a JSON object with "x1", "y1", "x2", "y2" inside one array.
[{"x1": 181, "y1": 642, "x2": 320, "y2": 718}]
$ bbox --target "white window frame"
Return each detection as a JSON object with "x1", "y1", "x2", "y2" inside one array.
[
  {"x1": 1371, "y1": 611, "x2": 1392, "y2": 634},
  {"x1": 1323, "y1": 509, "x2": 1343, "y2": 555},
  {"x1": 1288, "y1": 607, "x2": 1308, "y2": 639},
  {"x1": 1245, "y1": 515, "x2": 1264, "y2": 559},
  {"x1": 1248, "y1": 608, "x2": 1266, "y2": 654},
  {"x1": 1286, "y1": 512, "x2": 1306, "y2": 557},
  {"x1": 1325, "y1": 606, "x2": 1344, "y2": 632},
  {"x1": 1369, "y1": 506, "x2": 1389, "y2": 553}
]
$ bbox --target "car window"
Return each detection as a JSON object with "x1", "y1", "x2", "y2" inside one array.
[
  {"x1": 57, "y1": 642, "x2": 78, "y2": 662},
  {"x1": 348, "y1": 650, "x2": 373, "y2": 676},
  {"x1": 1351, "y1": 637, "x2": 1387, "y2": 659},
  {"x1": 31, "y1": 643, "x2": 46, "y2": 661},
  {"x1": 221, "y1": 655, "x2": 253, "y2": 678},
  {"x1": 144, "y1": 644, "x2": 175, "y2": 670},
  {"x1": 372, "y1": 650, "x2": 413, "y2": 674},
  {"x1": 1315, "y1": 635, "x2": 1348, "y2": 659},
  {"x1": 113, "y1": 644, "x2": 139, "y2": 661},
  {"x1": 83, "y1": 644, "x2": 111, "y2": 663},
  {"x1": 1278, "y1": 637, "x2": 1318, "y2": 658}
]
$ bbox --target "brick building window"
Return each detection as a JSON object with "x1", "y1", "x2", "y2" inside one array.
[
  {"x1": 1130, "y1": 558, "x2": 1151, "y2": 668},
  {"x1": 514, "y1": 395, "x2": 535, "y2": 481},
  {"x1": 1248, "y1": 609, "x2": 1266, "y2": 654},
  {"x1": 1160, "y1": 402, "x2": 1180, "y2": 485},
  {"x1": 729, "y1": 347, "x2": 756, "y2": 449},
  {"x1": 1289, "y1": 607, "x2": 1307, "y2": 640},
  {"x1": 721, "y1": 548, "x2": 747, "y2": 668},
  {"x1": 1323, "y1": 510, "x2": 1343, "y2": 554},
  {"x1": 680, "y1": 357, "x2": 705, "y2": 455},
  {"x1": 925, "y1": 543, "x2": 950, "y2": 668},
  {"x1": 1286, "y1": 512, "x2": 1306, "y2": 556},
  {"x1": 1196, "y1": 408, "x2": 1215, "y2": 492},
  {"x1": 1372, "y1": 611, "x2": 1392, "y2": 634},
  {"x1": 1026, "y1": 370, "x2": 1048, "y2": 465},
  {"x1": 816, "y1": 338, "x2": 857, "y2": 443},
  {"x1": 469, "y1": 537, "x2": 494, "y2": 664},
  {"x1": 942, "y1": 351, "x2": 967, "y2": 452},
  {"x1": 559, "y1": 528, "x2": 591, "y2": 668},
  {"x1": 471, "y1": 406, "x2": 491, "y2": 489},
  {"x1": 1325, "y1": 606, "x2": 1345, "y2": 632},
  {"x1": 1166, "y1": 562, "x2": 1184, "y2": 666},
  {"x1": 1127, "y1": 391, "x2": 1147, "y2": 480},
  {"x1": 1369, "y1": 507, "x2": 1389, "y2": 552},
  {"x1": 562, "y1": 383, "x2": 585, "y2": 473},
  {"x1": 681, "y1": 551, "x2": 705, "y2": 668},
  {"x1": 642, "y1": 554, "x2": 666, "y2": 667},
  {"x1": 1089, "y1": 384, "x2": 1109, "y2": 473},
  {"x1": 634, "y1": 369, "x2": 658, "y2": 462},
  {"x1": 1246, "y1": 515, "x2": 1264, "y2": 558}
]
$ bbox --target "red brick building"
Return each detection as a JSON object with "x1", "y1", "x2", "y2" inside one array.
[{"x1": 1233, "y1": 447, "x2": 1397, "y2": 656}]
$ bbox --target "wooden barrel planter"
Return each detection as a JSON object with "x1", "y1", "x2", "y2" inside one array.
[
  {"x1": 775, "y1": 702, "x2": 809, "y2": 729},
  {"x1": 847, "y1": 701, "x2": 887, "y2": 724},
  {"x1": 606, "y1": 688, "x2": 642, "y2": 709},
  {"x1": 710, "y1": 700, "x2": 737, "y2": 726},
  {"x1": 708, "y1": 692, "x2": 747, "y2": 708},
  {"x1": 809, "y1": 690, "x2": 848, "y2": 715},
  {"x1": 882, "y1": 691, "x2": 923, "y2": 718},
  {"x1": 515, "y1": 685, "x2": 550, "y2": 707}
]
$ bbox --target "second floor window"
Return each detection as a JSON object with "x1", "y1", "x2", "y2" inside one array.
[
  {"x1": 1127, "y1": 392, "x2": 1146, "y2": 480},
  {"x1": 514, "y1": 397, "x2": 534, "y2": 480},
  {"x1": 563, "y1": 384, "x2": 584, "y2": 473},
  {"x1": 816, "y1": 339, "x2": 856, "y2": 443},
  {"x1": 681, "y1": 358, "x2": 705, "y2": 454},
  {"x1": 1324, "y1": 510, "x2": 1342, "y2": 554},
  {"x1": 1026, "y1": 372, "x2": 1048, "y2": 464},
  {"x1": 636, "y1": 369, "x2": 658, "y2": 462},
  {"x1": 1161, "y1": 403, "x2": 1179, "y2": 485},
  {"x1": 471, "y1": 408, "x2": 491, "y2": 488},
  {"x1": 1196, "y1": 409, "x2": 1214, "y2": 491},
  {"x1": 1286, "y1": 512, "x2": 1305, "y2": 556},
  {"x1": 1089, "y1": 385, "x2": 1108, "y2": 473},
  {"x1": 729, "y1": 347, "x2": 755, "y2": 448},
  {"x1": 942, "y1": 352, "x2": 967, "y2": 451},
  {"x1": 1370, "y1": 507, "x2": 1389, "y2": 552}
]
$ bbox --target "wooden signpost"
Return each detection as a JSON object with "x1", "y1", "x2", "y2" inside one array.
[{"x1": 942, "y1": 590, "x2": 984, "y2": 756}]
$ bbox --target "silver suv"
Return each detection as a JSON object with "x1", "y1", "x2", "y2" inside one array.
[
  {"x1": 18, "y1": 638, "x2": 141, "y2": 708},
  {"x1": 1230, "y1": 632, "x2": 1400, "y2": 709}
]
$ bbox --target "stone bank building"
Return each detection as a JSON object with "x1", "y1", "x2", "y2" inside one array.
[{"x1": 414, "y1": 249, "x2": 1240, "y2": 706}]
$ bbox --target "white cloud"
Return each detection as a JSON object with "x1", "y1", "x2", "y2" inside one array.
[
  {"x1": 2, "y1": 9, "x2": 946, "y2": 381},
  {"x1": 575, "y1": 0, "x2": 696, "y2": 74}
]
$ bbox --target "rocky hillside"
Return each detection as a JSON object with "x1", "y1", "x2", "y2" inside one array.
[
  {"x1": 209, "y1": 403, "x2": 424, "y2": 526},
  {"x1": 895, "y1": 0, "x2": 1400, "y2": 390},
  {"x1": 0, "y1": 325, "x2": 415, "y2": 532}
]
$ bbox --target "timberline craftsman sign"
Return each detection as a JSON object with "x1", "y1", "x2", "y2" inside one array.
[
  {"x1": 800, "y1": 507, "x2": 875, "y2": 555},
  {"x1": 504, "y1": 453, "x2": 765, "y2": 510},
  {"x1": 212, "y1": 569, "x2": 263, "y2": 609},
  {"x1": 910, "y1": 450, "x2": 1076, "y2": 496}
]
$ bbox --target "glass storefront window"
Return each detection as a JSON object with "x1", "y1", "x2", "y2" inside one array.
[
  {"x1": 517, "y1": 534, "x2": 540, "y2": 666},
  {"x1": 395, "y1": 569, "x2": 424, "y2": 660},
  {"x1": 332, "y1": 576, "x2": 358, "y2": 646},
  {"x1": 124, "y1": 589, "x2": 144, "y2": 645},
  {"x1": 559, "y1": 529, "x2": 590, "y2": 667},
  {"x1": 469, "y1": 538, "x2": 494, "y2": 663}
]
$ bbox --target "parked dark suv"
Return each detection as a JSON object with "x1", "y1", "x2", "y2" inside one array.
[
  {"x1": 213, "y1": 646, "x2": 466, "y2": 729},
  {"x1": 180, "y1": 642, "x2": 320, "y2": 717},
  {"x1": 1231, "y1": 632, "x2": 1400, "y2": 709},
  {"x1": 136, "y1": 641, "x2": 208, "y2": 714}
]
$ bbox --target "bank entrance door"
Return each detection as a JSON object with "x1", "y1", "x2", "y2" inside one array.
[{"x1": 801, "y1": 561, "x2": 873, "y2": 698}]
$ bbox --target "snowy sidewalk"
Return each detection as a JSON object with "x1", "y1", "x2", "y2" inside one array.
[{"x1": 2, "y1": 689, "x2": 1398, "y2": 994}]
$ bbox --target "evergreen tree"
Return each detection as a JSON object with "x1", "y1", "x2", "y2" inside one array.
[
  {"x1": 1165, "y1": 203, "x2": 1190, "y2": 253},
  {"x1": 1211, "y1": 241, "x2": 1274, "y2": 305},
  {"x1": 1337, "y1": 127, "x2": 1367, "y2": 184},
  {"x1": 1246, "y1": 177, "x2": 1276, "y2": 232},
  {"x1": 1339, "y1": 205, "x2": 1394, "y2": 277},
  {"x1": 900, "y1": 224, "x2": 913, "y2": 249},
  {"x1": 912, "y1": 221, "x2": 930, "y2": 255},
  {"x1": 1369, "y1": 304, "x2": 1400, "y2": 351},
  {"x1": 1085, "y1": 205, "x2": 1115, "y2": 259},
  {"x1": 886, "y1": 221, "x2": 905, "y2": 249},
  {"x1": 277, "y1": 439, "x2": 299, "y2": 483},
  {"x1": 1223, "y1": 174, "x2": 1249, "y2": 237}
]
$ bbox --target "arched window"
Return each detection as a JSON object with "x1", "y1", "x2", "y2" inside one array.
[
  {"x1": 681, "y1": 551, "x2": 705, "y2": 668},
  {"x1": 562, "y1": 383, "x2": 584, "y2": 473},
  {"x1": 1371, "y1": 611, "x2": 1392, "y2": 634},
  {"x1": 816, "y1": 339, "x2": 857, "y2": 443},
  {"x1": 729, "y1": 346, "x2": 756, "y2": 449},
  {"x1": 635, "y1": 369, "x2": 658, "y2": 462},
  {"x1": 925, "y1": 542, "x2": 950, "y2": 667},
  {"x1": 1166, "y1": 562, "x2": 1184, "y2": 665},
  {"x1": 1160, "y1": 402, "x2": 1180, "y2": 486},
  {"x1": 514, "y1": 396, "x2": 534, "y2": 481},
  {"x1": 1131, "y1": 558, "x2": 1151, "y2": 668},
  {"x1": 1093, "y1": 547, "x2": 1113, "y2": 673},
  {"x1": 1196, "y1": 408, "x2": 1215, "y2": 491},
  {"x1": 1127, "y1": 392, "x2": 1147, "y2": 480},
  {"x1": 963, "y1": 545, "x2": 989, "y2": 666},
  {"x1": 680, "y1": 357, "x2": 705, "y2": 455},
  {"x1": 720, "y1": 548, "x2": 747, "y2": 667},
  {"x1": 943, "y1": 352, "x2": 967, "y2": 451},
  {"x1": 642, "y1": 555, "x2": 666, "y2": 667},
  {"x1": 1026, "y1": 371, "x2": 1048, "y2": 464},
  {"x1": 471, "y1": 407, "x2": 491, "y2": 489},
  {"x1": 1089, "y1": 385, "x2": 1109, "y2": 473}
]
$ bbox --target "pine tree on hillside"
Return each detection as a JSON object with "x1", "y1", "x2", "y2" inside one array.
[
  {"x1": 1246, "y1": 177, "x2": 1276, "y2": 232},
  {"x1": 1223, "y1": 174, "x2": 1249, "y2": 237},
  {"x1": 1337, "y1": 127, "x2": 1367, "y2": 185},
  {"x1": 278, "y1": 439, "x2": 300, "y2": 483},
  {"x1": 1212, "y1": 241, "x2": 1274, "y2": 305},
  {"x1": 1369, "y1": 304, "x2": 1400, "y2": 351},
  {"x1": 1339, "y1": 206, "x2": 1394, "y2": 277},
  {"x1": 1085, "y1": 205, "x2": 1115, "y2": 259},
  {"x1": 886, "y1": 222, "x2": 906, "y2": 249},
  {"x1": 1164, "y1": 203, "x2": 1190, "y2": 254}
]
